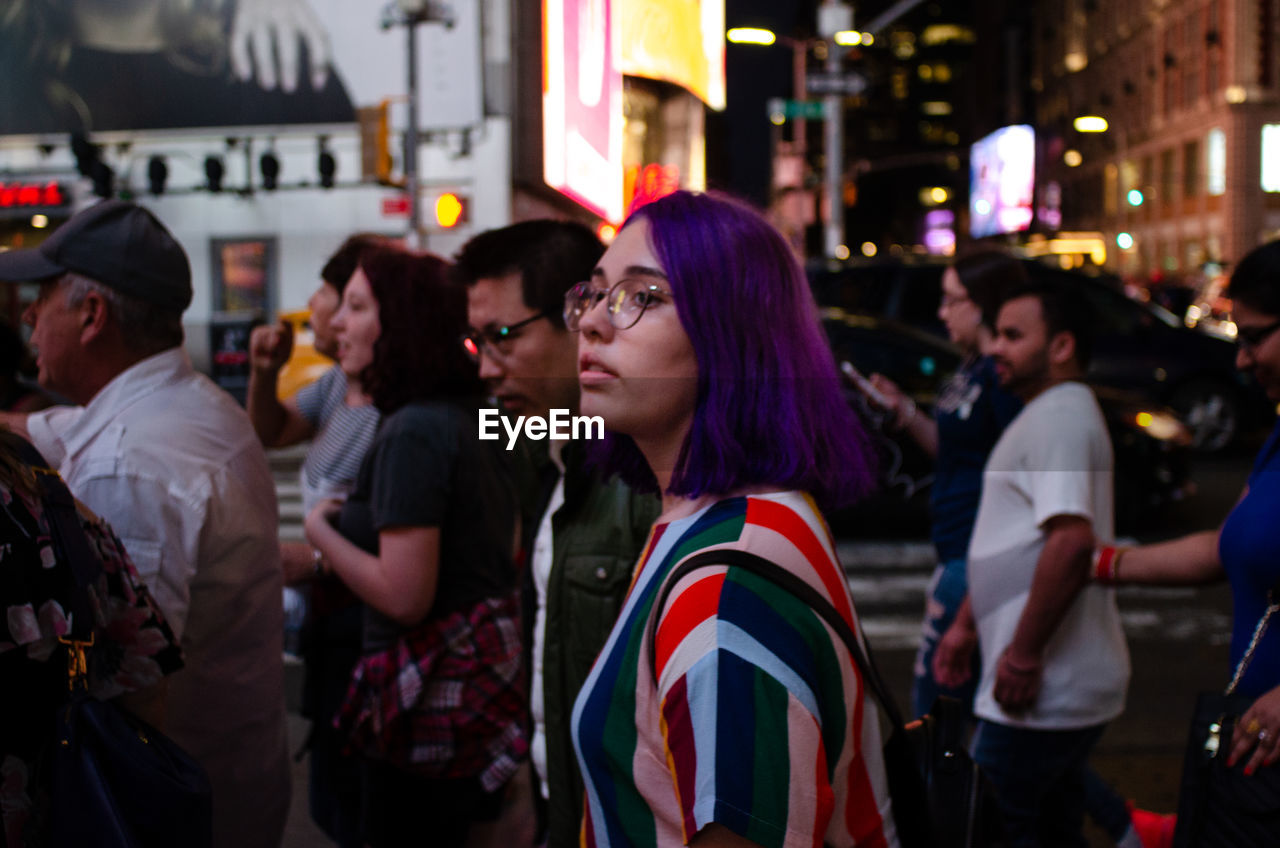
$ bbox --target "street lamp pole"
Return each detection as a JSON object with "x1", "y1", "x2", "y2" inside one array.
[
  {"x1": 819, "y1": 1, "x2": 853, "y2": 260},
  {"x1": 385, "y1": 0, "x2": 455, "y2": 248},
  {"x1": 405, "y1": 18, "x2": 421, "y2": 246},
  {"x1": 791, "y1": 39, "x2": 808, "y2": 156}
]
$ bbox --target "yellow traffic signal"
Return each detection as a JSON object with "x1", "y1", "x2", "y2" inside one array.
[
  {"x1": 358, "y1": 100, "x2": 396, "y2": 186},
  {"x1": 435, "y1": 192, "x2": 467, "y2": 228}
]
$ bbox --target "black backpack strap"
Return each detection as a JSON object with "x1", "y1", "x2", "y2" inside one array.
[{"x1": 645, "y1": 547, "x2": 908, "y2": 731}]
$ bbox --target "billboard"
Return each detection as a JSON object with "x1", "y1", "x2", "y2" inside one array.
[
  {"x1": 614, "y1": 0, "x2": 726, "y2": 109},
  {"x1": 969, "y1": 124, "x2": 1036, "y2": 239},
  {"x1": 0, "y1": 1, "x2": 482, "y2": 135},
  {"x1": 543, "y1": 0, "x2": 625, "y2": 222}
]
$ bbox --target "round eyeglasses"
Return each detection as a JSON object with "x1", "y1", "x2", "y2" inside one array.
[{"x1": 563, "y1": 278, "x2": 671, "y2": 332}]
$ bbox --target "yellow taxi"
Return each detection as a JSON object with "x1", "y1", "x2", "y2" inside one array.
[{"x1": 276, "y1": 309, "x2": 333, "y2": 400}]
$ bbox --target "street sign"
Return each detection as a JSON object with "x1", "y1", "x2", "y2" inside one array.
[
  {"x1": 806, "y1": 72, "x2": 868, "y2": 96},
  {"x1": 381, "y1": 195, "x2": 410, "y2": 217},
  {"x1": 766, "y1": 98, "x2": 828, "y2": 120}
]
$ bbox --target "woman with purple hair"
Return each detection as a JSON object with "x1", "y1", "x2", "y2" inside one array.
[{"x1": 565, "y1": 191, "x2": 896, "y2": 847}]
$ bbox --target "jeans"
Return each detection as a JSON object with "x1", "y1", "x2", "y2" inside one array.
[
  {"x1": 911, "y1": 556, "x2": 979, "y2": 718},
  {"x1": 972, "y1": 720, "x2": 1107, "y2": 848}
]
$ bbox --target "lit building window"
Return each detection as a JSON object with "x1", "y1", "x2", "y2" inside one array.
[
  {"x1": 920, "y1": 24, "x2": 976, "y2": 46},
  {"x1": 1262, "y1": 125, "x2": 1280, "y2": 192},
  {"x1": 1207, "y1": 128, "x2": 1226, "y2": 195}
]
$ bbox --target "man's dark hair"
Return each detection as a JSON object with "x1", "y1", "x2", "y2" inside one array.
[
  {"x1": 1002, "y1": 281, "x2": 1096, "y2": 370},
  {"x1": 953, "y1": 250, "x2": 1029, "y2": 330},
  {"x1": 320, "y1": 233, "x2": 389, "y2": 293},
  {"x1": 452, "y1": 220, "x2": 604, "y2": 330},
  {"x1": 1227, "y1": 240, "x2": 1280, "y2": 317}
]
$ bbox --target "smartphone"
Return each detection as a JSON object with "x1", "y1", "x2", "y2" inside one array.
[{"x1": 840, "y1": 360, "x2": 893, "y2": 409}]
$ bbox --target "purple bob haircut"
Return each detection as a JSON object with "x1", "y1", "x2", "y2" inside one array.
[{"x1": 594, "y1": 190, "x2": 877, "y2": 511}]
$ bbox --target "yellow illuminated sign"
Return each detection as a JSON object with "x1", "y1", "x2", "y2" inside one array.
[{"x1": 614, "y1": 0, "x2": 726, "y2": 109}]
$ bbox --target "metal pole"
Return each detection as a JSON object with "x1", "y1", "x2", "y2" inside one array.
[
  {"x1": 823, "y1": 41, "x2": 843, "y2": 258},
  {"x1": 405, "y1": 16, "x2": 421, "y2": 247},
  {"x1": 793, "y1": 39, "x2": 807, "y2": 155},
  {"x1": 818, "y1": 0, "x2": 851, "y2": 259}
]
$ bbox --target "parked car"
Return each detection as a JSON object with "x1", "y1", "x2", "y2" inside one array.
[
  {"x1": 821, "y1": 310, "x2": 1195, "y2": 538},
  {"x1": 809, "y1": 258, "x2": 1269, "y2": 451}
]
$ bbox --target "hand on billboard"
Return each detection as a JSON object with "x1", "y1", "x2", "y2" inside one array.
[
  {"x1": 230, "y1": 0, "x2": 332, "y2": 92},
  {"x1": 249, "y1": 320, "x2": 294, "y2": 376}
]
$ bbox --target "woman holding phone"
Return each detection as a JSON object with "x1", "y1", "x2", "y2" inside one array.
[{"x1": 859, "y1": 251, "x2": 1026, "y2": 717}]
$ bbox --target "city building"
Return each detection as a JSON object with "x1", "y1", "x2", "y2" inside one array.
[{"x1": 1031, "y1": 0, "x2": 1280, "y2": 277}]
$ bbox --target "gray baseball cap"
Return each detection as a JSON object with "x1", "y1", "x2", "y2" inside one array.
[{"x1": 0, "y1": 199, "x2": 192, "y2": 312}]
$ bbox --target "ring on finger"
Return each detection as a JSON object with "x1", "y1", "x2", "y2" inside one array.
[
  {"x1": 1247, "y1": 718, "x2": 1262, "y2": 736},
  {"x1": 1260, "y1": 729, "x2": 1272, "y2": 743}
]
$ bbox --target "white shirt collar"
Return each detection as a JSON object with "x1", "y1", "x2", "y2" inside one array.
[{"x1": 59, "y1": 347, "x2": 193, "y2": 459}]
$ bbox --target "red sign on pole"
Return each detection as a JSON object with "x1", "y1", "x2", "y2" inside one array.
[{"x1": 381, "y1": 195, "x2": 410, "y2": 217}]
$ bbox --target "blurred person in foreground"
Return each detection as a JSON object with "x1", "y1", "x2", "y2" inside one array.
[
  {"x1": 456, "y1": 220, "x2": 659, "y2": 846},
  {"x1": 858, "y1": 251, "x2": 1026, "y2": 717},
  {"x1": 567, "y1": 191, "x2": 895, "y2": 847},
  {"x1": 1094, "y1": 239, "x2": 1280, "y2": 802},
  {"x1": 247, "y1": 232, "x2": 386, "y2": 847},
  {"x1": 0, "y1": 199, "x2": 290, "y2": 848},
  {"x1": 954, "y1": 282, "x2": 1130, "y2": 848},
  {"x1": 0, "y1": 427, "x2": 182, "y2": 847},
  {"x1": 303, "y1": 246, "x2": 526, "y2": 847}
]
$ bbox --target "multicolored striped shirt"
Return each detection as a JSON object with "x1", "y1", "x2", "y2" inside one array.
[{"x1": 571, "y1": 492, "x2": 896, "y2": 848}]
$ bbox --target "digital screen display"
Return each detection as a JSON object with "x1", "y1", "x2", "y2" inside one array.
[{"x1": 969, "y1": 124, "x2": 1036, "y2": 239}]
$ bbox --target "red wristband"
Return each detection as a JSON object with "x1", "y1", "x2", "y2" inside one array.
[{"x1": 1092, "y1": 546, "x2": 1119, "y2": 584}]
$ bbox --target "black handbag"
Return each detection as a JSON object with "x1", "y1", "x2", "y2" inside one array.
[
  {"x1": 646, "y1": 548, "x2": 1003, "y2": 848},
  {"x1": 1173, "y1": 582, "x2": 1280, "y2": 848},
  {"x1": 27, "y1": 448, "x2": 213, "y2": 848}
]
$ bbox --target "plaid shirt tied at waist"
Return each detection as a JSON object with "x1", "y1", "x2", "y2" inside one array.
[{"x1": 334, "y1": 592, "x2": 528, "y2": 792}]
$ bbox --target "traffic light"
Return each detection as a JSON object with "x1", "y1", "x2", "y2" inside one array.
[
  {"x1": 260, "y1": 151, "x2": 280, "y2": 191},
  {"x1": 147, "y1": 156, "x2": 168, "y2": 195},
  {"x1": 358, "y1": 101, "x2": 395, "y2": 186},
  {"x1": 318, "y1": 144, "x2": 336, "y2": 189},
  {"x1": 433, "y1": 192, "x2": 468, "y2": 228},
  {"x1": 205, "y1": 156, "x2": 225, "y2": 192},
  {"x1": 69, "y1": 133, "x2": 114, "y2": 198}
]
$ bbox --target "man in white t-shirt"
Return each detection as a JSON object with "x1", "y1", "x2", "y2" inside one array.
[{"x1": 965, "y1": 283, "x2": 1130, "y2": 847}]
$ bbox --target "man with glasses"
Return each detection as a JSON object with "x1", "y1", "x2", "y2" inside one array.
[{"x1": 455, "y1": 221, "x2": 660, "y2": 847}]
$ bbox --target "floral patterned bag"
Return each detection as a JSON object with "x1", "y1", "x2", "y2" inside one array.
[{"x1": 23, "y1": 444, "x2": 212, "y2": 848}]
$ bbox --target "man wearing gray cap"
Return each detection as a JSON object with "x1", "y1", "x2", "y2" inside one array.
[{"x1": 0, "y1": 200, "x2": 290, "y2": 848}]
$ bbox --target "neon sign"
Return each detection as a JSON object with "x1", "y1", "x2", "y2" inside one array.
[
  {"x1": 624, "y1": 163, "x2": 680, "y2": 216},
  {"x1": 0, "y1": 182, "x2": 68, "y2": 209}
]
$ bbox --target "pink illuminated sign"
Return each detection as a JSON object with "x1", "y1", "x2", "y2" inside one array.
[{"x1": 543, "y1": 0, "x2": 624, "y2": 221}]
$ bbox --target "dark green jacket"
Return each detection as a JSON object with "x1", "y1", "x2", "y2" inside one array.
[{"x1": 518, "y1": 438, "x2": 660, "y2": 847}]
